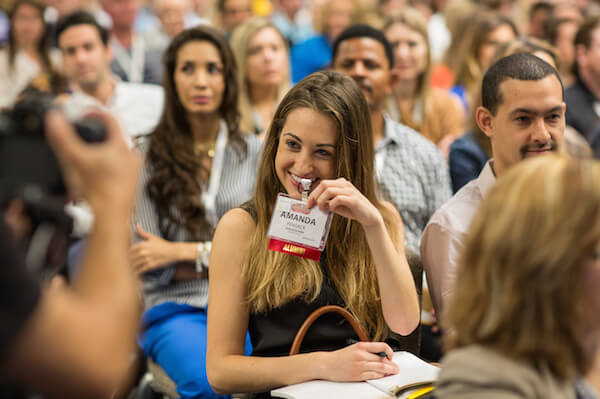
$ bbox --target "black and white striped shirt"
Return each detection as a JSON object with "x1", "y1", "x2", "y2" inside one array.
[{"x1": 133, "y1": 124, "x2": 262, "y2": 310}]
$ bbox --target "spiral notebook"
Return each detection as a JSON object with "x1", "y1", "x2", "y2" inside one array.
[{"x1": 271, "y1": 351, "x2": 439, "y2": 399}]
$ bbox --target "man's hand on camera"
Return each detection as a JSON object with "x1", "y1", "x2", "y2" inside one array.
[{"x1": 45, "y1": 110, "x2": 140, "y2": 218}]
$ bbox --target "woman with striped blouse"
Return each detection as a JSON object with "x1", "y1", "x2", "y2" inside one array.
[{"x1": 129, "y1": 26, "x2": 261, "y2": 399}]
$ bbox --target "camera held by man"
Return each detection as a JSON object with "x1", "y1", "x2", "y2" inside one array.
[{"x1": 0, "y1": 93, "x2": 142, "y2": 398}]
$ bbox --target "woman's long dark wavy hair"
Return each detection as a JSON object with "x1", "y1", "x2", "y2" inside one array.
[
  {"x1": 7, "y1": 0, "x2": 52, "y2": 72},
  {"x1": 146, "y1": 26, "x2": 246, "y2": 240}
]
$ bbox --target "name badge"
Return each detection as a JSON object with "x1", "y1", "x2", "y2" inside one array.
[{"x1": 267, "y1": 193, "x2": 333, "y2": 260}]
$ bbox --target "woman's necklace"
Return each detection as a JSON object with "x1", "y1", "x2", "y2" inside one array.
[{"x1": 194, "y1": 140, "x2": 216, "y2": 158}]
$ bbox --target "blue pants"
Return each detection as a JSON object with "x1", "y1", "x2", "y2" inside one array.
[{"x1": 141, "y1": 302, "x2": 252, "y2": 399}]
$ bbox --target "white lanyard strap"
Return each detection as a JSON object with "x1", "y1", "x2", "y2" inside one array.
[
  {"x1": 112, "y1": 35, "x2": 145, "y2": 83},
  {"x1": 201, "y1": 121, "x2": 228, "y2": 227}
]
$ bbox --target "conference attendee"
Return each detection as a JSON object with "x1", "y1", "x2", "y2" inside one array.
[
  {"x1": 290, "y1": 0, "x2": 361, "y2": 83},
  {"x1": 566, "y1": 16, "x2": 600, "y2": 142},
  {"x1": 436, "y1": 155, "x2": 600, "y2": 399},
  {"x1": 332, "y1": 24, "x2": 451, "y2": 254},
  {"x1": 446, "y1": 10, "x2": 517, "y2": 113},
  {"x1": 212, "y1": 0, "x2": 253, "y2": 38},
  {"x1": 0, "y1": 0, "x2": 60, "y2": 108},
  {"x1": 100, "y1": 0, "x2": 163, "y2": 84},
  {"x1": 528, "y1": 1, "x2": 553, "y2": 39},
  {"x1": 1, "y1": 107, "x2": 141, "y2": 397},
  {"x1": 57, "y1": 10, "x2": 164, "y2": 145},
  {"x1": 448, "y1": 37, "x2": 563, "y2": 192},
  {"x1": 131, "y1": 26, "x2": 261, "y2": 398},
  {"x1": 206, "y1": 71, "x2": 420, "y2": 396},
  {"x1": 230, "y1": 17, "x2": 290, "y2": 136},
  {"x1": 422, "y1": 53, "x2": 565, "y2": 319},
  {"x1": 383, "y1": 7, "x2": 464, "y2": 158},
  {"x1": 270, "y1": 0, "x2": 314, "y2": 46},
  {"x1": 546, "y1": 16, "x2": 580, "y2": 87},
  {"x1": 143, "y1": 0, "x2": 189, "y2": 53}
]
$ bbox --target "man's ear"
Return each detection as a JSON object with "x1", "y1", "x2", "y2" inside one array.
[{"x1": 476, "y1": 106, "x2": 494, "y2": 138}]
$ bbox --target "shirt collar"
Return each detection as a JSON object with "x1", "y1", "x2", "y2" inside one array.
[
  {"x1": 377, "y1": 115, "x2": 401, "y2": 149},
  {"x1": 477, "y1": 160, "x2": 496, "y2": 197}
]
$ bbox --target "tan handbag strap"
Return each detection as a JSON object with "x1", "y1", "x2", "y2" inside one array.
[{"x1": 289, "y1": 305, "x2": 369, "y2": 356}]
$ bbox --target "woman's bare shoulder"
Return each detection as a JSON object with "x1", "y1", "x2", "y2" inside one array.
[{"x1": 215, "y1": 208, "x2": 257, "y2": 240}]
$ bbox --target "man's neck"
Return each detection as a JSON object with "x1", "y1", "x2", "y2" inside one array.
[
  {"x1": 579, "y1": 68, "x2": 600, "y2": 100},
  {"x1": 80, "y1": 74, "x2": 115, "y2": 106},
  {"x1": 371, "y1": 110, "x2": 385, "y2": 146},
  {"x1": 113, "y1": 28, "x2": 134, "y2": 48}
]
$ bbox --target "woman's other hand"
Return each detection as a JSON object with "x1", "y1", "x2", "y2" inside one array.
[{"x1": 129, "y1": 224, "x2": 180, "y2": 274}]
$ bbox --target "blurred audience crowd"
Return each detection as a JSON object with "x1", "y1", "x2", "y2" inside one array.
[{"x1": 2, "y1": 0, "x2": 600, "y2": 397}]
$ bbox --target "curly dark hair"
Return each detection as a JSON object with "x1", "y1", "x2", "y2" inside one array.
[{"x1": 147, "y1": 26, "x2": 246, "y2": 240}]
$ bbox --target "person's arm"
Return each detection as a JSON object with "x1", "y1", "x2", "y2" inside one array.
[
  {"x1": 420, "y1": 221, "x2": 461, "y2": 322},
  {"x1": 2, "y1": 110, "x2": 141, "y2": 398},
  {"x1": 307, "y1": 178, "x2": 420, "y2": 335},
  {"x1": 129, "y1": 224, "x2": 209, "y2": 274},
  {"x1": 206, "y1": 208, "x2": 400, "y2": 394}
]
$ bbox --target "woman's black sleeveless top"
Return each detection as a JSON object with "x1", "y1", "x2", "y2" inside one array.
[{"x1": 240, "y1": 201, "x2": 400, "y2": 357}]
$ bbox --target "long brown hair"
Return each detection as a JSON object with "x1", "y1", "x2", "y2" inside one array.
[
  {"x1": 448, "y1": 10, "x2": 518, "y2": 111},
  {"x1": 244, "y1": 71, "x2": 399, "y2": 341},
  {"x1": 7, "y1": 0, "x2": 51, "y2": 72},
  {"x1": 146, "y1": 26, "x2": 245, "y2": 240},
  {"x1": 445, "y1": 155, "x2": 600, "y2": 379}
]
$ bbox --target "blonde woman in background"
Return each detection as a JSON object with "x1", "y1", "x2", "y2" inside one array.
[
  {"x1": 384, "y1": 7, "x2": 464, "y2": 158},
  {"x1": 446, "y1": 9, "x2": 517, "y2": 113},
  {"x1": 437, "y1": 155, "x2": 600, "y2": 398},
  {"x1": 231, "y1": 17, "x2": 290, "y2": 136}
]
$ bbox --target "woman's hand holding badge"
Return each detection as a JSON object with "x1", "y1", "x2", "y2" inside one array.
[{"x1": 306, "y1": 178, "x2": 383, "y2": 230}]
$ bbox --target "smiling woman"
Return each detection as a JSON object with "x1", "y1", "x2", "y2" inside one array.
[
  {"x1": 275, "y1": 108, "x2": 337, "y2": 197},
  {"x1": 206, "y1": 71, "x2": 420, "y2": 397},
  {"x1": 130, "y1": 26, "x2": 262, "y2": 399}
]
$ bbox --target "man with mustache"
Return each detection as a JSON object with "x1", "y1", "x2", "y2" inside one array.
[
  {"x1": 331, "y1": 25, "x2": 452, "y2": 256},
  {"x1": 421, "y1": 53, "x2": 565, "y2": 321}
]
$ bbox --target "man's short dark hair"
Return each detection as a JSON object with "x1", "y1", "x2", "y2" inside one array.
[
  {"x1": 332, "y1": 24, "x2": 394, "y2": 69},
  {"x1": 56, "y1": 10, "x2": 109, "y2": 46},
  {"x1": 481, "y1": 53, "x2": 564, "y2": 115}
]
